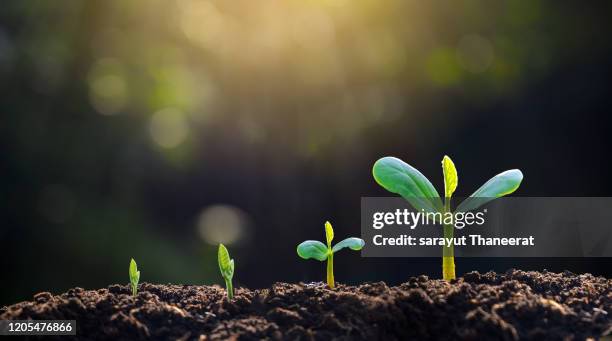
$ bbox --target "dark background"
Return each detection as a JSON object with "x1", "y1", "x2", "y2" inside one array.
[{"x1": 1, "y1": 0, "x2": 611, "y2": 306}]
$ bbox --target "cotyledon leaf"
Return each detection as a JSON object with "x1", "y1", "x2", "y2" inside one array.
[
  {"x1": 456, "y1": 169, "x2": 523, "y2": 212},
  {"x1": 332, "y1": 237, "x2": 365, "y2": 253},
  {"x1": 297, "y1": 240, "x2": 329, "y2": 261},
  {"x1": 373, "y1": 157, "x2": 443, "y2": 213}
]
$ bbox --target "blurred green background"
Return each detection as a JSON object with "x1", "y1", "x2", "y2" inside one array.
[{"x1": 1, "y1": 0, "x2": 611, "y2": 305}]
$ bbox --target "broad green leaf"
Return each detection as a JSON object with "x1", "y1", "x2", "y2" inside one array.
[
  {"x1": 129, "y1": 258, "x2": 140, "y2": 284},
  {"x1": 332, "y1": 237, "x2": 365, "y2": 253},
  {"x1": 297, "y1": 240, "x2": 328, "y2": 261},
  {"x1": 324, "y1": 221, "x2": 334, "y2": 247},
  {"x1": 373, "y1": 157, "x2": 443, "y2": 213},
  {"x1": 456, "y1": 169, "x2": 523, "y2": 212},
  {"x1": 218, "y1": 244, "x2": 234, "y2": 279},
  {"x1": 442, "y1": 155, "x2": 458, "y2": 199}
]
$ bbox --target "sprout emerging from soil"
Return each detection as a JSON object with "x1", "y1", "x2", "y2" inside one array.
[
  {"x1": 129, "y1": 258, "x2": 140, "y2": 297},
  {"x1": 218, "y1": 244, "x2": 235, "y2": 300},
  {"x1": 372, "y1": 155, "x2": 523, "y2": 281},
  {"x1": 297, "y1": 221, "x2": 365, "y2": 288}
]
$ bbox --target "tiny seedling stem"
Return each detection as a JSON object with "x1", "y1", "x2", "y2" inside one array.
[
  {"x1": 442, "y1": 198, "x2": 455, "y2": 280},
  {"x1": 326, "y1": 252, "x2": 335, "y2": 288},
  {"x1": 225, "y1": 279, "x2": 234, "y2": 300}
]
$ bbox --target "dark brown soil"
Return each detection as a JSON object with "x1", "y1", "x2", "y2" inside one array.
[{"x1": 2, "y1": 270, "x2": 610, "y2": 340}]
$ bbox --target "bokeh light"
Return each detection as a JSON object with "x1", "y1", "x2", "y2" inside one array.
[
  {"x1": 88, "y1": 58, "x2": 128, "y2": 115},
  {"x1": 149, "y1": 108, "x2": 190, "y2": 148},
  {"x1": 197, "y1": 205, "x2": 250, "y2": 245},
  {"x1": 456, "y1": 35, "x2": 495, "y2": 74}
]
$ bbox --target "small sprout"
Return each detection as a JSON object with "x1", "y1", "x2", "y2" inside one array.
[
  {"x1": 218, "y1": 244, "x2": 235, "y2": 300},
  {"x1": 297, "y1": 221, "x2": 365, "y2": 288},
  {"x1": 129, "y1": 258, "x2": 140, "y2": 297},
  {"x1": 372, "y1": 155, "x2": 523, "y2": 280}
]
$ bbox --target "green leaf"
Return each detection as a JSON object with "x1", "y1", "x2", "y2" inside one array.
[
  {"x1": 129, "y1": 258, "x2": 140, "y2": 284},
  {"x1": 373, "y1": 157, "x2": 443, "y2": 213},
  {"x1": 297, "y1": 240, "x2": 329, "y2": 261},
  {"x1": 218, "y1": 244, "x2": 234, "y2": 279},
  {"x1": 129, "y1": 258, "x2": 140, "y2": 297},
  {"x1": 456, "y1": 169, "x2": 523, "y2": 212},
  {"x1": 442, "y1": 155, "x2": 458, "y2": 199},
  {"x1": 324, "y1": 221, "x2": 334, "y2": 247},
  {"x1": 332, "y1": 237, "x2": 365, "y2": 253},
  {"x1": 228, "y1": 259, "x2": 235, "y2": 278}
]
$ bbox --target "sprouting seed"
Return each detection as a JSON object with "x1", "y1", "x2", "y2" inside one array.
[
  {"x1": 129, "y1": 258, "x2": 140, "y2": 297},
  {"x1": 218, "y1": 244, "x2": 235, "y2": 300}
]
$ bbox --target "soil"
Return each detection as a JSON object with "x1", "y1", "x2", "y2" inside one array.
[{"x1": 1, "y1": 270, "x2": 610, "y2": 340}]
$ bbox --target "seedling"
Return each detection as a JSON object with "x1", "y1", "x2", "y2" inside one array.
[
  {"x1": 297, "y1": 221, "x2": 365, "y2": 288},
  {"x1": 372, "y1": 156, "x2": 522, "y2": 281},
  {"x1": 129, "y1": 258, "x2": 140, "y2": 297},
  {"x1": 218, "y1": 244, "x2": 235, "y2": 300}
]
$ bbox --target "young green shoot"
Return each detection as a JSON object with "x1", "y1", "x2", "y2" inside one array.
[
  {"x1": 372, "y1": 155, "x2": 523, "y2": 281},
  {"x1": 297, "y1": 221, "x2": 365, "y2": 288},
  {"x1": 129, "y1": 258, "x2": 140, "y2": 297},
  {"x1": 218, "y1": 244, "x2": 235, "y2": 300}
]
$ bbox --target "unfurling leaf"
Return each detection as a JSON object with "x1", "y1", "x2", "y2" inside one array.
[
  {"x1": 218, "y1": 244, "x2": 234, "y2": 279},
  {"x1": 442, "y1": 155, "x2": 458, "y2": 199},
  {"x1": 325, "y1": 221, "x2": 334, "y2": 247},
  {"x1": 129, "y1": 258, "x2": 140, "y2": 297},
  {"x1": 218, "y1": 244, "x2": 235, "y2": 300}
]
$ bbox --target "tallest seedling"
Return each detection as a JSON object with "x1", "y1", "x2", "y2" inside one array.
[{"x1": 372, "y1": 155, "x2": 523, "y2": 280}]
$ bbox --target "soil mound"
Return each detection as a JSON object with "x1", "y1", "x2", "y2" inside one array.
[{"x1": 2, "y1": 270, "x2": 610, "y2": 340}]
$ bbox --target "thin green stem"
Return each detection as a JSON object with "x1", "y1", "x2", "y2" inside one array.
[
  {"x1": 225, "y1": 278, "x2": 234, "y2": 300},
  {"x1": 442, "y1": 197, "x2": 456, "y2": 280},
  {"x1": 326, "y1": 251, "x2": 335, "y2": 288}
]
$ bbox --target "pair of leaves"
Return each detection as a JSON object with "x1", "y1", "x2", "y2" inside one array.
[
  {"x1": 373, "y1": 156, "x2": 522, "y2": 213},
  {"x1": 297, "y1": 221, "x2": 365, "y2": 261},
  {"x1": 129, "y1": 258, "x2": 140, "y2": 296},
  {"x1": 218, "y1": 244, "x2": 235, "y2": 280}
]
